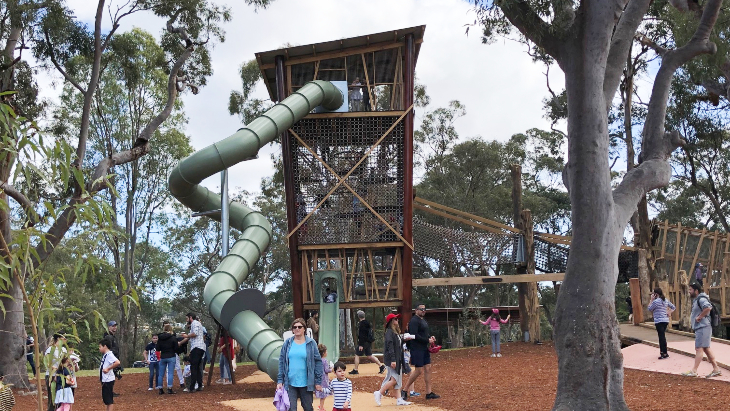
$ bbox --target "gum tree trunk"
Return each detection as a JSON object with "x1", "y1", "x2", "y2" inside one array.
[{"x1": 552, "y1": 41, "x2": 629, "y2": 408}]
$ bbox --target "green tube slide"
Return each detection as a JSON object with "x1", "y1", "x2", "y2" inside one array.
[{"x1": 168, "y1": 81, "x2": 343, "y2": 381}]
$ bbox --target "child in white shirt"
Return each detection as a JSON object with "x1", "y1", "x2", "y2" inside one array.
[{"x1": 99, "y1": 339, "x2": 120, "y2": 411}]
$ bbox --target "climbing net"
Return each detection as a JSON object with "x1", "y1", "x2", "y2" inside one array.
[{"x1": 413, "y1": 215, "x2": 520, "y2": 269}]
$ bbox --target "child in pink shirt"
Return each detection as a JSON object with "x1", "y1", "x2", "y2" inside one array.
[{"x1": 481, "y1": 309, "x2": 510, "y2": 357}]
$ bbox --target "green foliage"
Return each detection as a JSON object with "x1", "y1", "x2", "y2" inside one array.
[{"x1": 229, "y1": 59, "x2": 273, "y2": 125}]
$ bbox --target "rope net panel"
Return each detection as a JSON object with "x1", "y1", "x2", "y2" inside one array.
[
  {"x1": 534, "y1": 234, "x2": 638, "y2": 281},
  {"x1": 412, "y1": 215, "x2": 519, "y2": 267},
  {"x1": 290, "y1": 116, "x2": 405, "y2": 245}
]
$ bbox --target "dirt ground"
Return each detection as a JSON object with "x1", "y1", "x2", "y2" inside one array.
[{"x1": 13, "y1": 343, "x2": 730, "y2": 410}]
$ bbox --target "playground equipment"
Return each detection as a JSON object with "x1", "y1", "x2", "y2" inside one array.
[
  {"x1": 314, "y1": 271, "x2": 345, "y2": 362},
  {"x1": 168, "y1": 80, "x2": 344, "y2": 381}
]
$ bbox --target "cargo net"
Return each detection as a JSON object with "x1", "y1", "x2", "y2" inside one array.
[
  {"x1": 413, "y1": 216, "x2": 520, "y2": 267},
  {"x1": 290, "y1": 116, "x2": 404, "y2": 245},
  {"x1": 534, "y1": 234, "x2": 639, "y2": 281}
]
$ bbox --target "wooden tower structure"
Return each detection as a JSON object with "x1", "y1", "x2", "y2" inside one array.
[{"x1": 255, "y1": 26, "x2": 425, "y2": 322}]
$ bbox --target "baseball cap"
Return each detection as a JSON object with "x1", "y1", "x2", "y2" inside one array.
[
  {"x1": 384, "y1": 313, "x2": 400, "y2": 325},
  {"x1": 108, "y1": 321, "x2": 117, "y2": 326}
]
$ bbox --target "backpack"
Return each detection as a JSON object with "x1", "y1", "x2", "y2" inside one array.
[
  {"x1": 696, "y1": 296, "x2": 720, "y2": 328},
  {"x1": 367, "y1": 327, "x2": 375, "y2": 343},
  {"x1": 204, "y1": 332, "x2": 212, "y2": 347}
]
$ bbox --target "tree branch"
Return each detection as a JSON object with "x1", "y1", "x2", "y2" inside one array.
[
  {"x1": 604, "y1": 0, "x2": 653, "y2": 113},
  {"x1": 641, "y1": 0, "x2": 721, "y2": 163},
  {"x1": 0, "y1": 181, "x2": 37, "y2": 226},
  {"x1": 497, "y1": 0, "x2": 563, "y2": 60},
  {"x1": 32, "y1": 13, "x2": 198, "y2": 268},
  {"x1": 683, "y1": 147, "x2": 730, "y2": 232},
  {"x1": 42, "y1": 27, "x2": 86, "y2": 94}
]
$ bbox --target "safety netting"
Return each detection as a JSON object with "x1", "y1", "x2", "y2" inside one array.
[
  {"x1": 412, "y1": 215, "x2": 520, "y2": 267},
  {"x1": 534, "y1": 234, "x2": 638, "y2": 281}
]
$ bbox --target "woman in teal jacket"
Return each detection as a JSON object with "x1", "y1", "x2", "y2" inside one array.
[{"x1": 277, "y1": 318, "x2": 323, "y2": 411}]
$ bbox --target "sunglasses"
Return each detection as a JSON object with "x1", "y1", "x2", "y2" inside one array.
[
  {"x1": 292, "y1": 325, "x2": 305, "y2": 329},
  {"x1": 417, "y1": 308, "x2": 426, "y2": 311}
]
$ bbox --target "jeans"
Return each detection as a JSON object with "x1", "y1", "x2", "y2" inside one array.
[
  {"x1": 27, "y1": 354, "x2": 36, "y2": 376},
  {"x1": 219, "y1": 354, "x2": 231, "y2": 379},
  {"x1": 490, "y1": 330, "x2": 501, "y2": 353},
  {"x1": 158, "y1": 357, "x2": 176, "y2": 388},
  {"x1": 655, "y1": 322, "x2": 669, "y2": 355},
  {"x1": 148, "y1": 362, "x2": 159, "y2": 388},
  {"x1": 189, "y1": 347, "x2": 205, "y2": 391},
  {"x1": 288, "y1": 386, "x2": 314, "y2": 411}
]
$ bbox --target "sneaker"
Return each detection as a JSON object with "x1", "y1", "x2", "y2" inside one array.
[
  {"x1": 496, "y1": 353, "x2": 502, "y2": 358},
  {"x1": 396, "y1": 398, "x2": 413, "y2": 406},
  {"x1": 167, "y1": 389, "x2": 176, "y2": 394},
  {"x1": 183, "y1": 388, "x2": 189, "y2": 392},
  {"x1": 374, "y1": 390, "x2": 382, "y2": 406},
  {"x1": 490, "y1": 354, "x2": 496, "y2": 358},
  {"x1": 379, "y1": 364, "x2": 386, "y2": 374},
  {"x1": 223, "y1": 380, "x2": 232, "y2": 385},
  {"x1": 409, "y1": 391, "x2": 420, "y2": 396},
  {"x1": 148, "y1": 387, "x2": 154, "y2": 391},
  {"x1": 158, "y1": 388, "x2": 165, "y2": 395},
  {"x1": 680, "y1": 370, "x2": 698, "y2": 377},
  {"x1": 425, "y1": 392, "x2": 441, "y2": 400},
  {"x1": 706, "y1": 370, "x2": 722, "y2": 378},
  {"x1": 348, "y1": 370, "x2": 359, "y2": 375},
  {"x1": 215, "y1": 378, "x2": 224, "y2": 384}
]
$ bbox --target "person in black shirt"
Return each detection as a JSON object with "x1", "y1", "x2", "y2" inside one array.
[
  {"x1": 349, "y1": 310, "x2": 385, "y2": 375},
  {"x1": 403, "y1": 303, "x2": 440, "y2": 400}
]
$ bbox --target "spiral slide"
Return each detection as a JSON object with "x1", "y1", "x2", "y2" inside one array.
[{"x1": 168, "y1": 81, "x2": 344, "y2": 381}]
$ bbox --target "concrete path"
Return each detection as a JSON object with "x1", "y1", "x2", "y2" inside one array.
[
  {"x1": 229, "y1": 363, "x2": 446, "y2": 411},
  {"x1": 622, "y1": 344, "x2": 729, "y2": 382},
  {"x1": 621, "y1": 323, "x2": 730, "y2": 376}
]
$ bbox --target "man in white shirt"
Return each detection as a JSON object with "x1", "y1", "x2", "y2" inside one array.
[
  {"x1": 181, "y1": 312, "x2": 206, "y2": 393},
  {"x1": 99, "y1": 339, "x2": 120, "y2": 410},
  {"x1": 44, "y1": 333, "x2": 67, "y2": 411}
]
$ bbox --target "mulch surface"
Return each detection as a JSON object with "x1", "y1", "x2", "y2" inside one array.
[{"x1": 14, "y1": 343, "x2": 729, "y2": 410}]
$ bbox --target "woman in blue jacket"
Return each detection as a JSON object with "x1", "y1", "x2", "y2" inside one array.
[{"x1": 277, "y1": 318, "x2": 323, "y2": 411}]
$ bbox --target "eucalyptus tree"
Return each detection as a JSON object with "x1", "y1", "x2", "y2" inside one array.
[
  {"x1": 472, "y1": 0, "x2": 725, "y2": 408},
  {"x1": 0, "y1": 0, "x2": 274, "y2": 387}
]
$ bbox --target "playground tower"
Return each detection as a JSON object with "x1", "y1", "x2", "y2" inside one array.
[{"x1": 255, "y1": 26, "x2": 425, "y2": 323}]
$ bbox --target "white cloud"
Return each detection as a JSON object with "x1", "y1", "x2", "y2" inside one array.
[{"x1": 40, "y1": 0, "x2": 564, "y2": 195}]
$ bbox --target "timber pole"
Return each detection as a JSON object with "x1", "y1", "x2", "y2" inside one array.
[{"x1": 207, "y1": 323, "x2": 221, "y2": 387}]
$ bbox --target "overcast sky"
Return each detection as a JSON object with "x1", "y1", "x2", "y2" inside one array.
[{"x1": 55, "y1": 0, "x2": 564, "y2": 195}]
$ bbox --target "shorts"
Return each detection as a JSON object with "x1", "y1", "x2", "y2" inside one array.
[
  {"x1": 409, "y1": 348, "x2": 431, "y2": 367},
  {"x1": 695, "y1": 326, "x2": 712, "y2": 349},
  {"x1": 356, "y1": 342, "x2": 372, "y2": 356},
  {"x1": 101, "y1": 381, "x2": 115, "y2": 405}
]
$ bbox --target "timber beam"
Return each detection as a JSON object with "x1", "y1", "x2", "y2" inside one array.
[{"x1": 412, "y1": 273, "x2": 565, "y2": 286}]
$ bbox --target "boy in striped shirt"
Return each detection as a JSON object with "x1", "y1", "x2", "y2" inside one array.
[{"x1": 331, "y1": 362, "x2": 352, "y2": 411}]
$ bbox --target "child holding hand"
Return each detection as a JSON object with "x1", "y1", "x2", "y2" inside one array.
[{"x1": 314, "y1": 344, "x2": 333, "y2": 411}]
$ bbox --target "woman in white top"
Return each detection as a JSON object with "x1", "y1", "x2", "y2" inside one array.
[{"x1": 647, "y1": 287, "x2": 676, "y2": 360}]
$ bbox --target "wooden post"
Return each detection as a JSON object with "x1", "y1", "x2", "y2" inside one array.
[
  {"x1": 400, "y1": 33, "x2": 415, "y2": 326},
  {"x1": 521, "y1": 209, "x2": 541, "y2": 342},
  {"x1": 629, "y1": 278, "x2": 644, "y2": 325},
  {"x1": 511, "y1": 164, "x2": 534, "y2": 340},
  {"x1": 638, "y1": 249, "x2": 652, "y2": 322},
  {"x1": 206, "y1": 323, "x2": 221, "y2": 387},
  {"x1": 277, "y1": 55, "x2": 304, "y2": 319},
  {"x1": 228, "y1": 332, "x2": 237, "y2": 385}
]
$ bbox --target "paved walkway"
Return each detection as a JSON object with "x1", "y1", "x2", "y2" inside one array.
[{"x1": 620, "y1": 323, "x2": 730, "y2": 379}]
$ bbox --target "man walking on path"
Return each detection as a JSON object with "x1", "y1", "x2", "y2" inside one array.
[
  {"x1": 350, "y1": 310, "x2": 385, "y2": 375},
  {"x1": 681, "y1": 283, "x2": 722, "y2": 378},
  {"x1": 403, "y1": 303, "x2": 440, "y2": 400},
  {"x1": 183, "y1": 312, "x2": 206, "y2": 392}
]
